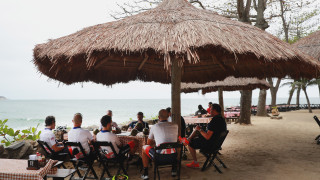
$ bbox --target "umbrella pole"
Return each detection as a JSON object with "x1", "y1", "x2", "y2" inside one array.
[
  {"x1": 218, "y1": 88, "x2": 225, "y2": 118},
  {"x1": 171, "y1": 58, "x2": 182, "y2": 137}
]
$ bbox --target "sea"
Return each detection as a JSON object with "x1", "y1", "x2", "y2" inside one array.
[{"x1": 0, "y1": 98, "x2": 319, "y2": 130}]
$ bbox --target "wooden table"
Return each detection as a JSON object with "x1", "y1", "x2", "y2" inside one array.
[
  {"x1": 46, "y1": 169, "x2": 76, "y2": 180},
  {"x1": 0, "y1": 159, "x2": 57, "y2": 180},
  {"x1": 224, "y1": 111, "x2": 240, "y2": 118},
  {"x1": 117, "y1": 133, "x2": 148, "y2": 157}
]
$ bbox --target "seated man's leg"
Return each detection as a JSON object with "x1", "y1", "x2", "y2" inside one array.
[
  {"x1": 188, "y1": 128, "x2": 200, "y2": 140},
  {"x1": 188, "y1": 146, "x2": 197, "y2": 162},
  {"x1": 186, "y1": 136, "x2": 207, "y2": 168},
  {"x1": 141, "y1": 145, "x2": 154, "y2": 179},
  {"x1": 119, "y1": 140, "x2": 136, "y2": 156}
]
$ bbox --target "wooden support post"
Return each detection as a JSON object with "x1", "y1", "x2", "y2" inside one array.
[
  {"x1": 218, "y1": 88, "x2": 224, "y2": 118},
  {"x1": 138, "y1": 55, "x2": 149, "y2": 70},
  {"x1": 171, "y1": 58, "x2": 182, "y2": 136}
]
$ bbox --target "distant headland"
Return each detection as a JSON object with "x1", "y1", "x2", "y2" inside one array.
[{"x1": 0, "y1": 96, "x2": 7, "y2": 100}]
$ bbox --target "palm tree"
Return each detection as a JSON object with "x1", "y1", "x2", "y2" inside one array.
[
  {"x1": 282, "y1": 78, "x2": 320, "y2": 113},
  {"x1": 281, "y1": 79, "x2": 302, "y2": 106},
  {"x1": 281, "y1": 81, "x2": 297, "y2": 105}
]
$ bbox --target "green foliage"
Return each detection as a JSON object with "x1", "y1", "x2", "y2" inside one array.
[
  {"x1": 0, "y1": 119, "x2": 41, "y2": 147},
  {"x1": 149, "y1": 115, "x2": 158, "y2": 120}
]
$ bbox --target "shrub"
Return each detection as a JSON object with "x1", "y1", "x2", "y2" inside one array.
[{"x1": 0, "y1": 119, "x2": 41, "y2": 146}]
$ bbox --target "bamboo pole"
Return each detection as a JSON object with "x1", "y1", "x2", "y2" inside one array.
[
  {"x1": 218, "y1": 88, "x2": 224, "y2": 118},
  {"x1": 171, "y1": 58, "x2": 182, "y2": 136}
]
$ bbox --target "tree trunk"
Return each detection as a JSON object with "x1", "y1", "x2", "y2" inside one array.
[
  {"x1": 253, "y1": 2, "x2": 269, "y2": 116},
  {"x1": 254, "y1": 0, "x2": 269, "y2": 30},
  {"x1": 279, "y1": 0, "x2": 289, "y2": 43},
  {"x1": 267, "y1": 78, "x2": 281, "y2": 107},
  {"x1": 302, "y1": 87, "x2": 312, "y2": 113},
  {"x1": 256, "y1": 89, "x2": 267, "y2": 116},
  {"x1": 296, "y1": 87, "x2": 301, "y2": 107},
  {"x1": 237, "y1": 0, "x2": 252, "y2": 23},
  {"x1": 287, "y1": 86, "x2": 295, "y2": 105},
  {"x1": 318, "y1": 84, "x2": 320, "y2": 98},
  {"x1": 270, "y1": 90, "x2": 277, "y2": 107},
  {"x1": 171, "y1": 58, "x2": 181, "y2": 136},
  {"x1": 218, "y1": 88, "x2": 224, "y2": 118},
  {"x1": 238, "y1": 90, "x2": 252, "y2": 124}
]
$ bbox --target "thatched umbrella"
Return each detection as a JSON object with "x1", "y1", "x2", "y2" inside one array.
[
  {"x1": 33, "y1": 0, "x2": 320, "y2": 132},
  {"x1": 294, "y1": 30, "x2": 320, "y2": 61},
  {"x1": 181, "y1": 76, "x2": 270, "y2": 117},
  {"x1": 181, "y1": 77, "x2": 270, "y2": 93}
]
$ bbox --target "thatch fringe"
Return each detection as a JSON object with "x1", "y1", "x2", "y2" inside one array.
[{"x1": 33, "y1": 0, "x2": 320, "y2": 86}]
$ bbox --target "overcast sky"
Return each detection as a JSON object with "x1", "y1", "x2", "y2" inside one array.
[{"x1": 0, "y1": 0, "x2": 319, "y2": 100}]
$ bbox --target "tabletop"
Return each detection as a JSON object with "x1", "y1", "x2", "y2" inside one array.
[
  {"x1": 0, "y1": 159, "x2": 57, "y2": 180},
  {"x1": 117, "y1": 133, "x2": 148, "y2": 157},
  {"x1": 183, "y1": 116, "x2": 212, "y2": 124}
]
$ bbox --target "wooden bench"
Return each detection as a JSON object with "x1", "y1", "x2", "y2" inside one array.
[{"x1": 226, "y1": 117, "x2": 239, "y2": 123}]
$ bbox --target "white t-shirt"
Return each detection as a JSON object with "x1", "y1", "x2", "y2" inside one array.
[
  {"x1": 68, "y1": 127, "x2": 93, "y2": 154},
  {"x1": 40, "y1": 128, "x2": 56, "y2": 148},
  {"x1": 148, "y1": 121, "x2": 178, "y2": 146},
  {"x1": 168, "y1": 116, "x2": 172, "y2": 122},
  {"x1": 96, "y1": 130, "x2": 121, "y2": 154}
]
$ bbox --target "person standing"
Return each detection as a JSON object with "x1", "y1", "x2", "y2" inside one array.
[{"x1": 207, "y1": 102, "x2": 212, "y2": 115}]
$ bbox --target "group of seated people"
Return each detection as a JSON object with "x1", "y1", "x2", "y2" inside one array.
[{"x1": 40, "y1": 103, "x2": 227, "y2": 180}]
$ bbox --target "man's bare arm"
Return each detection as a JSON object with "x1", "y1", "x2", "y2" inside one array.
[{"x1": 200, "y1": 130, "x2": 213, "y2": 140}]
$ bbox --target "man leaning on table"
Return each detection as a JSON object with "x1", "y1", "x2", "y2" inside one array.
[
  {"x1": 141, "y1": 109, "x2": 178, "y2": 180},
  {"x1": 40, "y1": 115, "x2": 65, "y2": 152},
  {"x1": 68, "y1": 113, "x2": 95, "y2": 160}
]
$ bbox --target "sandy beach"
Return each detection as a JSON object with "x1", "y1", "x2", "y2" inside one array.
[{"x1": 63, "y1": 110, "x2": 320, "y2": 180}]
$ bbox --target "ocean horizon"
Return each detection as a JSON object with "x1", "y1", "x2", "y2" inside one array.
[{"x1": 0, "y1": 97, "x2": 319, "y2": 130}]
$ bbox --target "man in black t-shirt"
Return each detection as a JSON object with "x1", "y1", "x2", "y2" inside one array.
[
  {"x1": 180, "y1": 104, "x2": 227, "y2": 168},
  {"x1": 194, "y1": 105, "x2": 207, "y2": 116},
  {"x1": 128, "y1": 112, "x2": 149, "y2": 132}
]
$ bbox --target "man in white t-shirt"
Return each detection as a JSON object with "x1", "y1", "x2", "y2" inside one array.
[
  {"x1": 68, "y1": 113, "x2": 94, "y2": 159},
  {"x1": 40, "y1": 116, "x2": 64, "y2": 153},
  {"x1": 96, "y1": 115, "x2": 135, "y2": 158},
  {"x1": 141, "y1": 109, "x2": 178, "y2": 180}
]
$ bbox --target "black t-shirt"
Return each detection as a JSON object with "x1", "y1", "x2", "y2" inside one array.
[
  {"x1": 207, "y1": 114, "x2": 227, "y2": 143},
  {"x1": 195, "y1": 109, "x2": 207, "y2": 115},
  {"x1": 128, "y1": 121, "x2": 149, "y2": 132}
]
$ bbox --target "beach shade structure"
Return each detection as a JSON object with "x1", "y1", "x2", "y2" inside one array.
[
  {"x1": 294, "y1": 30, "x2": 320, "y2": 61},
  {"x1": 33, "y1": 0, "x2": 320, "y2": 130},
  {"x1": 181, "y1": 76, "x2": 270, "y2": 94},
  {"x1": 181, "y1": 76, "x2": 270, "y2": 117}
]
